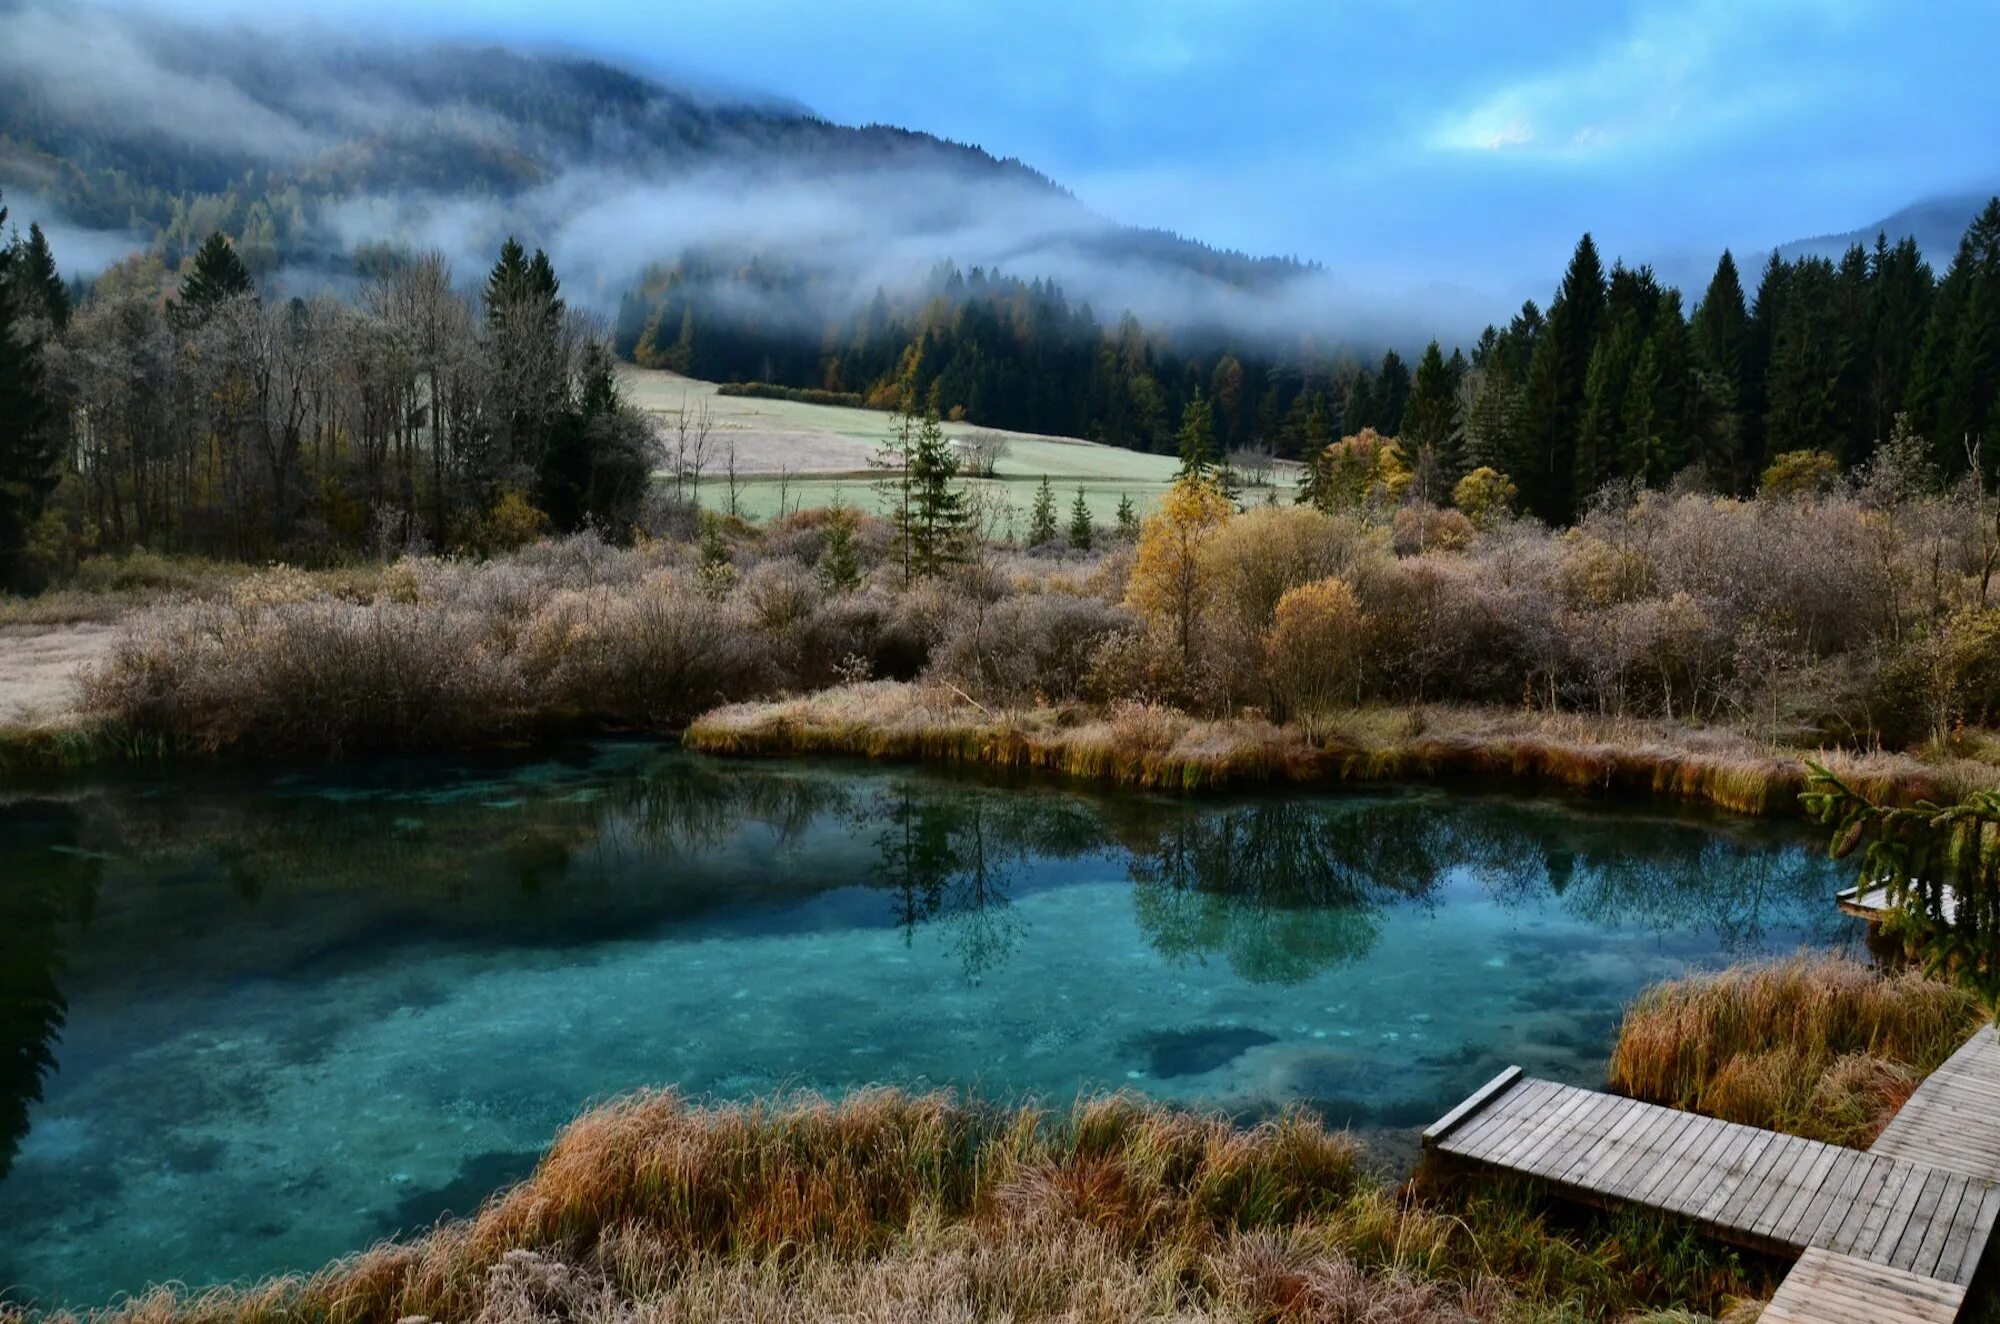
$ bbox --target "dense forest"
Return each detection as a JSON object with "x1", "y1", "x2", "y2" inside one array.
[
  {"x1": 0, "y1": 189, "x2": 655, "y2": 586},
  {"x1": 618, "y1": 200, "x2": 2000, "y2": 524}
]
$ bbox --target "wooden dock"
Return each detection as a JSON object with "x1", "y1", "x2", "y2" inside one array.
[
  {"x1": 1838, "y1": 882, "x2": 1958, "y2": 924},
  {"x1": 1425, "y1": 1025, "x2": 2000, "y2": 1319}
]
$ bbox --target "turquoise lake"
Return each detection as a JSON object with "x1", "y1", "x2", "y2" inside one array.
[{"x1": 0, "y1": 744, "x2": 1863, "y2": 1306}]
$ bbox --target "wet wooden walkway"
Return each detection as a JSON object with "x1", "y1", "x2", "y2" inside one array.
[
  {"x1": 1839, "y1": 882, "x2": 1959, "y2": 925},
  {"x1": 1424, "y1": 1026, "x2": 2000, "y2": 1319}
]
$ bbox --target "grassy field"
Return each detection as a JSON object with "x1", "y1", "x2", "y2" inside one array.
[{"x1": 618, "y1": 365, "x2": 1282, "y2": 525}]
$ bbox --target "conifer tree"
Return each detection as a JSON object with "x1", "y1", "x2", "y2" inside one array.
[
  {"x1": 174, "y1": 232, "x2": 253, "y2": 325},
  {"x1": 900, "y1": 399, "x2": 970, "y2": 576},
  {"x1": 1373, "y1": 349, "x2": 1412, "y2": 434},
  {"x1": 1068, "y1": 487, "x2": 1093, "y2": 551},
  {"x1": 19, "y1": 224, "x2": 66, "y2": 332},
  {"x1": 1404, "y1": 340, "x2": 1463, "y2": 480},
  {"x1": 1175, "y1": 390, "x2": 1217, "y2": 479},
  {"x1": 1028, "y1": 474, "x2": 1058, "y2": 545},
  {"x1": 485, "y1": 238, "x2": 531, "y2": 323},
  {"x1": 818, "y1": 503, "x2": 862, "y2": 593},
  {"x1": 0, "y1": 193, "x2": 58, "y2": 589},
  {"x1": 1115, "y1": 492, "x2": 1138, "y2": 537}
]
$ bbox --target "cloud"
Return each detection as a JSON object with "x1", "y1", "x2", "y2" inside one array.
[
  {"x1": 0, "y1": 5, "x2": 326, "y2": 159},
  {"x1": 1424, "y1": 0, "x2": 1830, "y2": 161}
]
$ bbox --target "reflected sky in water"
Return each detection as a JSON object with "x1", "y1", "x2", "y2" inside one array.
[{"x1": 0, "y1": 744, "x2": 1861, "y2": 1306}]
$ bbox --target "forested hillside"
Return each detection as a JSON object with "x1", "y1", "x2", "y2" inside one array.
[{"x1": 618, "y1": 204, "x2": 2000, "y2": 525}]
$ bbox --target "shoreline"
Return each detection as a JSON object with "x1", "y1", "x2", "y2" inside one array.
[
  {"x1": 6, "y1": 680, "x2": 1981, "y2": 822},
  {"x1": 686, "y1": 681, "x2": 1974, "y2": 820}
]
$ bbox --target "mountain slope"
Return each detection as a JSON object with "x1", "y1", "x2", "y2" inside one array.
[
  {"x1": 0, "y1": 0, "x2": 1307, "y2": 309},
  {"x1": 1775, "y1": 192, "x2": 1999, "y2": 265}
]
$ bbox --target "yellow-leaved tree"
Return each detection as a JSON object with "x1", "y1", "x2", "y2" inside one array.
[
  {"x1": 1266, "y1": 576, "x2": 1367, "y2": 736},
  {"x1": 1126, "y1": 475, "x2": 1234, "y2": 670}
]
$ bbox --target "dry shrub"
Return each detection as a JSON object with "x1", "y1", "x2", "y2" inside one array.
[
  {"x1": 82, "y1": 599, "x2": 522, "y2": 755},
  {"x1": 522, "y1": 577, "x2": 772, "y2": 726},
  {"x1": 1608, "y1": 954, "x2": 1983, "y2": 1144},
  {"x1": 928, "y1": 592, "x2": 1137, "y2": 706},
  {"x1": 1390, "y1": 505, "x2": 1476, "y2": 556}
]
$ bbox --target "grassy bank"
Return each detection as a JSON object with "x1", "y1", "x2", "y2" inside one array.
[
  {"x1": 1610, "y1": 954, "x2": 1985, "y2": 1146},
  {"x1": 687, "y1": 681, "x2": 1983, "y2": 819},
  {"x1": 8, "y1": 1089, "x2": 1783, "y2": 1324}
]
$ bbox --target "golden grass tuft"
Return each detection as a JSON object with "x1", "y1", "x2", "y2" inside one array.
[
  {"x1": 10, "y1": 1089, "x2": 1792, "y2": 1324},
  {"x1": 1608, "y1": 954, "x2": 1984, "y2": 1145},
  {"x1": 688, "y1": 682, "x2": 1974, "y2": 816}
]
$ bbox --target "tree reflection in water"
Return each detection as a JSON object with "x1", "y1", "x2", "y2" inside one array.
[
  {"x1": 0, "y1": 749, "x2": 1847, "y2": 1185},
  {"x1": 0, "y1": 801, "x2": 101, "y2": 1182}
]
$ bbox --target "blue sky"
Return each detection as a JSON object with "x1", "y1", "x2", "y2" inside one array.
[{"x1": 148, "y1": 0, "x2": 2000, "y2": 298}]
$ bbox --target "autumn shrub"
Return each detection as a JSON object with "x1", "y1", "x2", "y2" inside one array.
[
  {"x1": 1391, "y1": 504, "x2": 1476, "y2": 556},
  {"x1": 83, "y1": 598, "x2": 523, "y2": 754},
  {"x1": 1266, "y1": 577, "x2": 1366, "y2": 736},
  {"x1": 521, "y1": 577, "x2": 772, "y2": 726},
  {"x1": 928, "y1": 590, "x2": 1138, "y2": 706}
]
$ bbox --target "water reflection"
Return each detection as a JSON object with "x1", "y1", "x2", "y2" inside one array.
[{"x1": 0, "y1": 744, "x2": 1860, "y2": 1305}]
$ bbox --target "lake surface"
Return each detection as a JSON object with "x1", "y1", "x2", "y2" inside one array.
[{"x1": 0, "y1": 744, "x2": 1862, "y2": 1306}]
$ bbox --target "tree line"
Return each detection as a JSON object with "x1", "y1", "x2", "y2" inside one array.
[
  {"x1": 617, "y1": 200, "x2": 2000, "y2": 524},
  {"x1": 0, "y1": 193, "x2": 655, "y2": 586}
]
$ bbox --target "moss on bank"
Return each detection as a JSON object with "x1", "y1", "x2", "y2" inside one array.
[{"x1": 687, "y1": 681, "x2": 1979, "y2": 819}]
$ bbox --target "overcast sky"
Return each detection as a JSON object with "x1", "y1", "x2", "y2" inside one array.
[{"x1": 105, "y1": 0, "x2": 2000, "y2": 296}]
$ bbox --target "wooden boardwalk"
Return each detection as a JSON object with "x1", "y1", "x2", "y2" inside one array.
[
  {"x1": 1425, "y1": 1026, "x2": 2000, "y2": 1318},
  {"x1": 1839, "y1": 882, "x2": 1959, "y2": 925}
]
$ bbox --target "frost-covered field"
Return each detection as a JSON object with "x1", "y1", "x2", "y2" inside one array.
[{"x1": 617, "y1": 366, "x2": 1249, "y2": 523}]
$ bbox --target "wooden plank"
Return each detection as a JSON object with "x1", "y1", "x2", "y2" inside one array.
[
  {"x1": 1423, "y1": 1028, "x2": 2000, "y2": 1318},
  {"x1": 1793, "y1": 1151, "x2": 1877, "y2": 1253},
  {"x1": 1754, "y1": 1140, "x2": 1841, "y2": 1245},
  {"x1": 1448, "y1": 1078, "x2": 1557, "y2": 1159},
  {"x1": 1906, "y1": 1174, "x2": 1972, "y2": 1282},
  {"x1": 1938, "y1": 1179, "x2": 2000, "y2": 1286},
  {"x1": 1555, "y1": 1096, "x2": 1651, "y2": 1191},
  {"x1": 1697, "y1": 1129, "x2": 1782, "y2": 1226},
  {"x1": 1522, "y1": 1093, "x2": 1621, "y2": 1180},
  {"x1": 1445, "y1": 1078, "x2": 1555, "y2": 1158},
  {"x1": 1762, "y1": 1248, "x2": 1964, "y2": 1324},
  {"x1": 1422, "y1": 1065, "x2": 1522, "y2": 1147},
  {"x1": 1724, "y1": 1135, "x2": 1809, "y2": 1240},
  {"x1": 1495, "y1": 1085, "x2": 1597, "y2": 1172},
  {"x1": 1838, "y1": 1158, "x2": 1921, "y2": 1261},
  {"x1": 1884, "y1": 1167, "x2": 1952, "y2": 1273}
]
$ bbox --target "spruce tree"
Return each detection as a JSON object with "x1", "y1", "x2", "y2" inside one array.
[
  {"x1": 0, "y1": 196, "x2": 57, "y2": 589},
  {"x1": 1869, "y1": 235, "x2": 1934, "y2": 446},
  {"x1": 1175, "y1": 390, "x2": 1217, "y2": 479},
  {"x1": 1028, "y1": 474, "x2": 1058, "y2": 545},
  {"x1": 1374, "y1": 349, "x2": 1411, "y2": 434},
  {"x1": 174, "y1": 232, "x2": 253, "y2": 325},
  {"x1": 1115, "y1": 492, "x2": 1138, "y2": 537},
  {"x1": 1573, "y1": 315, "x2": 1638, "y2": 500},
  {"x1": 902, "y1": 400, "x2": 970, "y2": 576},
  {"x1": 1515, "y1": 233, "x2": 1605, "y2": 521},
  {"x1": 1067, "y1": 487, "x2": 1093, "y2": 551},
  {"x1": 20, "y1": 224, "x2": 66, "y2": 332},
  {"x1": 818, "y1": 503, "x2": 862, "y2": 593},
  {"x1": 1404, "y1": 340, "x2": 1463, "y2": 480},
  {"x1": 485, "y1": 237, "x2": 531, "y2": 323}
]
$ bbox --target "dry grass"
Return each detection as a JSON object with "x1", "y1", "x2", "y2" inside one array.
[
  {"x1": 13, "y1": 1090, "x2": 1784, "y2": 1324},
  {"x1": 688, "y1": 682, "x2": 1978, "y2": 814},
  {"x1": 1608, "y1": 955, "x2": 1985, "y2": 1145}
]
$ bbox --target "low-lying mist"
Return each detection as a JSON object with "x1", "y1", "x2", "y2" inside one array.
[{"x1": 0, "y1": 0, "x2": 1494, "y2": 350}]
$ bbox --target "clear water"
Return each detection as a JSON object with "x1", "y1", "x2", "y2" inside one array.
[{"x1": 0, "y1": 744, "x2": 1862, "y2": 1306}]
